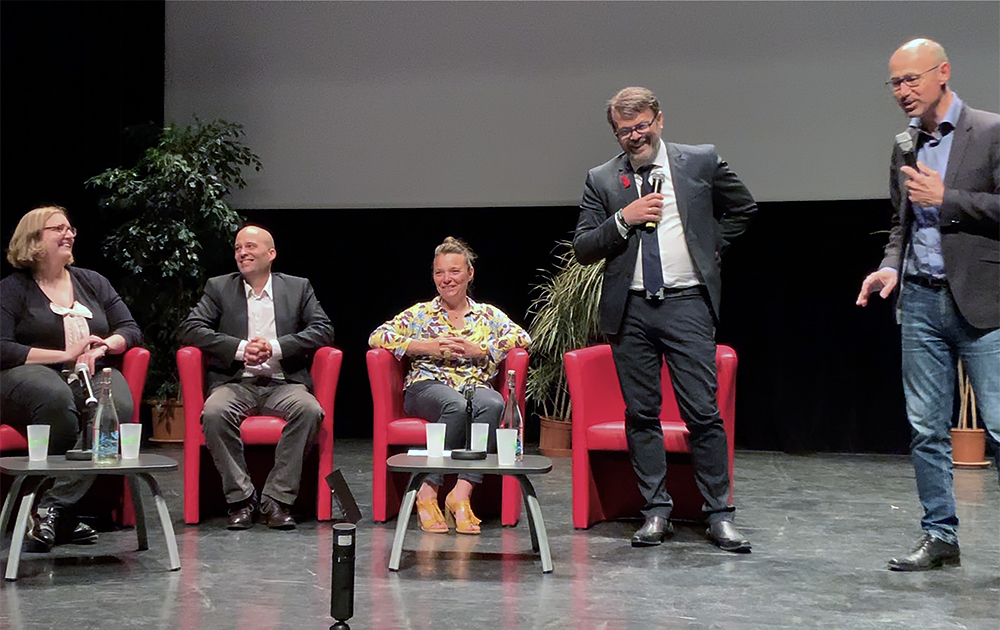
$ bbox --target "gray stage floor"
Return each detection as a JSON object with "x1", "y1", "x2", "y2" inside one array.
[{"x1": 2, "y1": 440, "x2": 998, "y2": 630}]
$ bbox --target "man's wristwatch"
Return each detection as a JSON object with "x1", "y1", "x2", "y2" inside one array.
[{"x1": 615, "y1": 210, "x2": 631, "y2": 231}]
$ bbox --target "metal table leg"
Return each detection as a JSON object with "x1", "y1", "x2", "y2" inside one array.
[
  {"x1": 127, "y1": 475, "x2": 148, "y2": 551},
  {"x1": 0, "y1": 474, "x2": 27, "y2": 537},
  {"x1": 388, "y1": 472, "x2": 426, "y2": 571},
  {"x1": 4, "y1": 476, "x2": 44, "y2": 581},
  {"x1": 137, "y1": 473, "x2": 180, "y2": 571},
  {"x1": 517, "y1": 475, "x2": 553, "y2": 573}
]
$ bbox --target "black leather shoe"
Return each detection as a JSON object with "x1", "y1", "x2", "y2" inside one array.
[
  {"x1": 887, "y1": 534, "x2": 960, "y2": 571},
  {"x1": 24, "y1": 509, "x2": 58, "y2": 553},
  {"x1": 707, "y1": 520, "x2": 752, "y2": 553},
  {"x1": 631, "y1": 515, "x2": 674, "y2": 547},
  {"x1": 60, "y1": 521, "x2": 98, "y2": 545},
  {"x1": 259, "y1": 494, "x2": 296, "y2": 530},
  {"x1": 226, "y1": 496, "x2": 257, "y2": 530}
]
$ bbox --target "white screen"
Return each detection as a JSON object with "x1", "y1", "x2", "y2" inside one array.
[{"x1": 165, "y1": 1, "x2": 1000, "y2": 207}]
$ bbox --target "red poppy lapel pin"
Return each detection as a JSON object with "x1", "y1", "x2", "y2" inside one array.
[{"x1": 620, "y1": 173, "x2": 631, "y2": 189}]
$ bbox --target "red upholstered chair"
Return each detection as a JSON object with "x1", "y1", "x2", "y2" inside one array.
[
  {"x1": 565, "y1": 344, "x2": 737, "y2": 529},
  {"x1": 0, "y1": 347, "x2": 150, "y2": 525},
  {"x1": 177, "y1": 346, "x2": 342, "y2": 524},
  {"x1": 367, "y1": 347, "x2": 528, "y2": 526}
]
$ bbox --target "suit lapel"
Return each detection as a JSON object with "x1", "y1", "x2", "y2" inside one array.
[
  {"x1": 270, "y1": 274, "x2": 293, "y2": 337},
  {"x1": 943, "y1": 104, "x2": 971, "y2": 189},
  {"x1": 667, "y1": 143, "x2": 691, "y2": 226}
]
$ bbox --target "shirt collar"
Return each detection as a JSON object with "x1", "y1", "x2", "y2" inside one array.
[
  {"x1": 244, "y1": 274, "x2": 273, "y2": 300},
  {"x1": 909, "y1": 93, "x2": 963, "y2": 136},
  {"x1": 431, "y1": 295, "x2": 481, "y2": 314}
]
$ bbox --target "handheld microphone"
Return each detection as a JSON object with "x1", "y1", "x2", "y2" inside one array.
[
  {"x1": 451, "y1": 384, "x2": 486, "y2": 460},
  {"x1": 895, "y1": 130, "x2": 918, "y2": 170},
  {"x1": 65, "y1": 364, "x2": 98, "y2": 460},
  {"x1": 645, "y1": 167, "x2": 667, "y2": 231}
]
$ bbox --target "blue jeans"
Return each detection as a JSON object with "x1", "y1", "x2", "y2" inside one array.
[{"x1": 900, "y1": 282, "x2": 1000, "y2": 545}]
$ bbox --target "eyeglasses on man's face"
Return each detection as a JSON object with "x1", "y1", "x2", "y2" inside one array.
[
  {"x1": 886, "y1": 65, "x2": 939, "y2": 90},
  {"x1": 614, "y1": 117, "x2": 657, "y2": 140},
  {"x1": 43, "y1": 224, "x2": 77, "y2": 236}
]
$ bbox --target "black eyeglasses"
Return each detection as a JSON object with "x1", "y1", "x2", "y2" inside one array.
[
  {"x1": 886, "y1": 65, "x2": 939, "y2": 90},
  {"x1": 614, "y1": 117, "x2": 657, "y2": 139},
  {"x1": 43, "y1": 224, "x2": 77, "y2": 236}
]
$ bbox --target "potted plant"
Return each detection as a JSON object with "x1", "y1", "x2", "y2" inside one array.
[
  {"x1": 952, "y1": 360, "x2": 989, "y2": 469},
  {"x1": 526, "y1": 241, "x2": 606, "y2": 456},
  {"x1": 88, "y1": 118, "x2": 262, "y2": 440}
]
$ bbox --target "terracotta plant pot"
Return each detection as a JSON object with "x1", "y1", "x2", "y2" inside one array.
[
  {"x1": 951, "y1": 428, "x2": 990, "y2": 469},
  {"x1": 148, "y1": 398, "x2": 185, "y2": 443},
  {"x1": 539, "y1": 416, "x2": 572, "y2": 457}
]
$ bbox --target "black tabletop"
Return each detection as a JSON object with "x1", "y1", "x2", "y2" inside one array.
[
  {"x1": 386, "y1": 453, "x2": 552, "y2": 475},
  {"x1": 0, "y1": 454, "x2": 179, "y2": 475}
]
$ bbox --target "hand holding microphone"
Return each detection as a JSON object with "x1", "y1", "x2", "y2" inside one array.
[
  {"x1": 619, "y1": 167, "x2": 667, "y2": 232},
  {"x1": 644, "y1": 168, "x2": 666, "y2": 231}
]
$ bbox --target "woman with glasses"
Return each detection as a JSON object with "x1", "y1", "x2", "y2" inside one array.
[{"x1": 1, "y1": 206, "x2": 142, "y2": 552}]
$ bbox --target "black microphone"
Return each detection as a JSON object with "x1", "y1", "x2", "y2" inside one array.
[
  {"x1": 895, "y1": 130, "x2": 918, "y2": 170},
  {"x1": 330, "y1": 523, "x2": 356, "y2": 629},
  {"x1": 451, "y1": 384, "x2": 486, "y2": 460},
  {"x1": 644, "y1": 167, "x2": 667, "y2": 231}
]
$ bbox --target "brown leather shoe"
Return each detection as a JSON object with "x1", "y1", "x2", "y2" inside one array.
[
  {"x1": 226, "y1": 496, "x2": 257, "y2": 530},
  {"x1": 259, "y1": 494, "x2": 296, "y2": 530}
]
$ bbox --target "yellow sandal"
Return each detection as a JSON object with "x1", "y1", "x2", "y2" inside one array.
[
  {"x1": 416, "y1": 498, "x2": 449, "y2": 533},
  {"x1": 444, "y1": 492, "x2": 481, "y2": 535}
]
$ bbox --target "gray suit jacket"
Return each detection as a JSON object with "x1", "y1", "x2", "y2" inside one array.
[
  {"x1": 880, "y1": 102, "x2": 1000, "y2": 329},
  {"x1": 574, "y1": 143, "x2": 757, "y2": 334},
  {"x1": 177, "y1": 272, "x2": 334, "y2": 391}
]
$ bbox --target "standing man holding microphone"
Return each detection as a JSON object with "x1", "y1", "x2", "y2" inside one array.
[
  {"x1": 857, "y1": 38, "x2": 1000, "y2": 571},
  {"x1": 574, "y1": 87, "x2": 757, "y2": 551}
]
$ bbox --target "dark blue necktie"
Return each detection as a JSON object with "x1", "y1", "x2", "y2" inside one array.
[{"x1": 637, "y1": 165, "x2": 663, "y2": 298}]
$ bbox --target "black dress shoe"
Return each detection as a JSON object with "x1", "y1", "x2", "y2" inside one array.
[
  {"x1": 259, "y1": 494, "x2": 296, "y2": 530},
  {"x1": 227, "y1": 496, "x2": 257, "y2": 530},
  {"x1": 24, "y1": 510, "x2": 57, "y2": 553},
  {"x1": 887, "y1": 534, "x2": 960, "y2": 571},
  {"x1": 706, "y1": 520, "x2": 752, "y2": 553},
  {"x1": 631, "y1": 515, "x2": 674, "y2": 547},
  {"x1": 60, "y1": 521, "x2": 98, "y2": 545}
]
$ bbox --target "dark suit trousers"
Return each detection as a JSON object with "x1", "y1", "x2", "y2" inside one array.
[
  {"x1": 201, "y1": 378, "x2": 323, "y2": 506},
  {"x1": 609, "y1": 288, "x2": 735, "y2": 522}
]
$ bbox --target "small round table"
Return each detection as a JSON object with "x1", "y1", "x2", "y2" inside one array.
[
  {"x1": 0, "y1": 454, "x2": 180, "y2": 581},
  {"x1": 386, "y1": 453, "x2": 554, "y2": 573}
]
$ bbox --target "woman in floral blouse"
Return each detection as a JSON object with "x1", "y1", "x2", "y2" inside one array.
[{"x1": 369, "y1": 236, "x2": 530, "y2": 534}]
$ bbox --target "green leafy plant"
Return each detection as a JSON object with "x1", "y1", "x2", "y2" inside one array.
[
  {"x1": 88, "y1": 118, "x2": 262, "y2": 400},
  {"x1": 526, "y1": 241, "x2": 606, "y2": 422}
]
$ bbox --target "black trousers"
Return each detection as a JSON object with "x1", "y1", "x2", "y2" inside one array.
[{"x1": 609, "y1": 288, "x2": 735, "y2": 522}]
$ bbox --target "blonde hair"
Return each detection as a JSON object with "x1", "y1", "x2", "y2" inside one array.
[
  {"x1": 6, "y1": 206, "x2": 74, "y2": 269},
  {"x1": 433, "y1": 236, "x2": 476, "y2": 269}
]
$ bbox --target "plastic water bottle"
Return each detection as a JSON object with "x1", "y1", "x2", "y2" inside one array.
[{"x1": 92, "y1": 368, "x2": 120, "y2": 465}]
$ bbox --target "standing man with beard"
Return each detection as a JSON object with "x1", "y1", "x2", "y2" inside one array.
[
  {"x1": 574, "y1": 87, "x2": 757, "y2": 551},
  {"x1": 179, "y1": 225, "x2": 334, "y2": 530},
  {"x1": 857, "y1": 38, "x2": 999, "y2": 571}
]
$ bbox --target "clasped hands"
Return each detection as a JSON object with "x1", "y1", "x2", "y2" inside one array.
[
  {"x1": 434, "y1": 336, "x2": 485, "y2": 360},
  {"x1": 70, "y1": 335, "x2": 118, "y2": 376},
  {"x1": 244, "y1": 336, "x2": 273, "y2": 367}
]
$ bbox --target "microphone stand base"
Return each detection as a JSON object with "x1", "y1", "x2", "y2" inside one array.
[
  {"x1": 65, "y1": 449, "x2": 93, "y2": 461},
  {"x1": 450, "y1": 449, "x2": 487, "y2": 461}
]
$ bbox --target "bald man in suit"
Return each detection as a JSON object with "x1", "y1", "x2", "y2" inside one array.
[
  {"x1": 858, "y1": 38, "x2": 1000, "y2": 571},
  {"x1": 179, "y1": 225, "x2": 334, "y2": 530}
]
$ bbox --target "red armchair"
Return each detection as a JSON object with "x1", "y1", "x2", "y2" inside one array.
[
  {"x1": 367, "y1": 347, "x2": 528, "y2": 526},
  {"x1": 0, "y1": 347, "x2": 150, "y2": 525},
  {"x1": 565, "y1": 344, "x2": 737, "y2": 529},
  {"x1": 177, "y1": 346, "x2": 342, "y2": 524}
]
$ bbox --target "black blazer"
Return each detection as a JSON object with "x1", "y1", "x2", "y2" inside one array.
[
  {"x1": 574, "y1": 143, "x2": 757, "y2": 334},
  {"x1": 880, "y1": 102, "x2": 1000, "y2": 329},
  {"x1": 177, "y1": 272, "x2": 334, "y2": 391}
]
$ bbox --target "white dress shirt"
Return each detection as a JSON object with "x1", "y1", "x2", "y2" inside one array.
[{"x1": 236, "y1": 275, "x2": 284, "y2": 378}]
